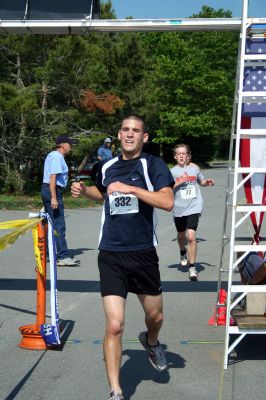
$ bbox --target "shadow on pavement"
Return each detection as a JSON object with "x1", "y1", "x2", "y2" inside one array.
[
  {"x1": 2, "y1": 320, "x2": 74, "y2": 399},
  {"x1": 228, "y1": 334, "x2": 266, "y2": 366},
  {"x1": 3, "y1": 352, "x2": 46, "y2": 400},
  {"x1": 0, "y1": 278, "x2": 101, "y2": 292},
  {"x1": 168, "y1": 261, "x2": 216, "y2": 273},
  {"x1": 68, "y1": 247, "x2": 94, "y2": 257},
  {"x1": 49, "y1": 319, "x2": 75, "y2": 351},
  {"x1": 0, "y1": 303, "x2": 37, "y2": 316},
  {"x1": 121, "y1": 345, "x2": 186, "y2": 399},
  {"x1": 171, "y1": 237, "x2": 207, "y2": 243},
  {"x1": 1, "y1": 278, "x2": 224, "y2": 293}
]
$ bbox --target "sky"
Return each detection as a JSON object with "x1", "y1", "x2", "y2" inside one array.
[{"x1": 111, "y1": 0, "x2": 265, "y2": 19}]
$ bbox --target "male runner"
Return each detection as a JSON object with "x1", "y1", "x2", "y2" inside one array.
[{"x1": 71, "y1": 114, "x2": 174, "y2": 400}]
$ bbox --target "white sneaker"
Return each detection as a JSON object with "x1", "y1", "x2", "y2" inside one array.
[
  {"x1": 56, "y1": 257, "x2": 80, "y2": 267},
  {"x1": 189, "y1": 266, "x2": 198, "y2": 281},
  {"x1": 180, "y1": 254, "x2": 188, "y2": 267}
]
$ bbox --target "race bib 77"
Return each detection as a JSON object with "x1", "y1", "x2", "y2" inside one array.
[{"x1": 180, "y1": 184, "x2": 196, "y2": 200}]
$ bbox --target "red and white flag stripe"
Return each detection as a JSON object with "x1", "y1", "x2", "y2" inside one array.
[{"x1": 240, "y1": 116, "x2": 266, "y2": 242}]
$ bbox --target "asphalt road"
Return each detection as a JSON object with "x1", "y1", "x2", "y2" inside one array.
[{"x1": 1, "y1": 166, "x2": 266, "y2": 400}]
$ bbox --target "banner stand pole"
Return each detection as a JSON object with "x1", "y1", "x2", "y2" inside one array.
[{"x1": 19, "y1": 220, "x2": 47, "y2": 350}]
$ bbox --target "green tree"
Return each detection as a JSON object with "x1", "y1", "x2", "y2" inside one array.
[
  {"x1": 0, "y1": 35, "x2": 49, "y2": 192},
  {"x1": 0, "y1": 2, "x2": 240, "y2": 194},
  {"x1": 141, "y1": 6, "x2": 239, "y2": 162}
]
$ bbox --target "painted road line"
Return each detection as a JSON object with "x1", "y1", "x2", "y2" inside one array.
[
  {"x1": 180, "y1": 339, "x2": 224, "y2": 345},
  {"x1": 92, "y1": 339, "x2": 224, "y2": 345},
  {"x1": 93, "y1": 339, "x2": 140, "y2": 345}
]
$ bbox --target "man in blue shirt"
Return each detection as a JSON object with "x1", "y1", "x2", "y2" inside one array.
[
  {"x1": 71, "y1": 115, "x2": 174, "y2": 400},
  {"x1": 41, "y1": 135, "x2": 80, "y2": 267},
  {"x1": 97, "y1": 137, "x2": 113, "y2": 162}
]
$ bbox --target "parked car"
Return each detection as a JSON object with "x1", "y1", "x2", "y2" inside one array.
[{"x1": 69, "y1": 157, "x2": 99, "y2": 181}]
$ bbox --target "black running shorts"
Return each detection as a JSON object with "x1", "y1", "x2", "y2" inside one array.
[
  {"x1": 174, "y1": 213, "x2": 200, "y2": 232},
  {"x1": 98, "y1": 248, "x2": 162, "y2": 298}
]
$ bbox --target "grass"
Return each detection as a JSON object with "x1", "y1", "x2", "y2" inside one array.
[
  {"x1": 0, "y1": 193, "x2": 101, "y2": 211},
  {"x1": 0, "y1": 179, "x2": 103, "y2": 211}
]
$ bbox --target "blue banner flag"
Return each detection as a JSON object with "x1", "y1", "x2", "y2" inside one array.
[{"x1": 40, "y1": 213, "x2": 61, "y2": 346}]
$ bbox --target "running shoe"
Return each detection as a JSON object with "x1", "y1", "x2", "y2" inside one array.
[
  {"x1": 138, "y1": 331, "x2": 167, "y2": 372},
  {"x1": 189, "y1": 266, "x2": 198, "y2": 281},
  {"x1": 56, "y1": 257, "x2": 80, "y2": 266},
  {"x1": 108, "y1": 391, "x2": 124, "y2": 400},
  {"x1": 180, "y1": 254, "x2": 188, "y2": 267}
]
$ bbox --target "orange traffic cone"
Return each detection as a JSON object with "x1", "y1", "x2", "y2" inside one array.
[{"x1": 208, "y1": 289, "x2": 227, "y2": 326}]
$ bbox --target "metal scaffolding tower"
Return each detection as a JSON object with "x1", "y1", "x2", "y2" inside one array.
[
  {"x1": 213, "y1": 0, "x2": 266, "y2": 369},
  {"x1": 0, "y1": 17, "x2": 244, "y2": 35}
]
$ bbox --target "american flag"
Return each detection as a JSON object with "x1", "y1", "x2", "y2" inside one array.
[
  {"x1": 240, "y1": 37, "x2": 266, "y2": 239},
  {"x1": 243, "y1": 38, "x2": 266, "y2": 116}
]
